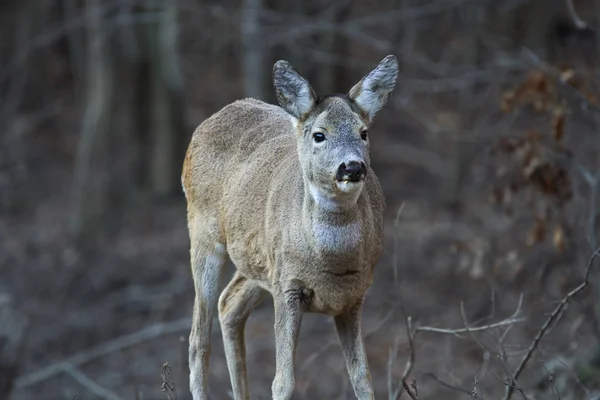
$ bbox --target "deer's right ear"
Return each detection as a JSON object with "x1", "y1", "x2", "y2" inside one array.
[{"x1": 273, "y1": 60, "x2": 316, "y2": 120}]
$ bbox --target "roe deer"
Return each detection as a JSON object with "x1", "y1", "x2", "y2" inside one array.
[{"x1": 182, "y1": 54, "x2": 398, "y2": 400}]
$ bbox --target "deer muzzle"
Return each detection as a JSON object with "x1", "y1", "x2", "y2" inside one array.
[{"x1": 336, "y1": 161, "x2": 367, "y2": 183}]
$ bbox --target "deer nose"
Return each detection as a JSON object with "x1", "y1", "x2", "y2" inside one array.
[{"x1": 336, "y1": 161, "x2": 367, "y2": 182}]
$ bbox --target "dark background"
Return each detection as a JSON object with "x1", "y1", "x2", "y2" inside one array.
[{"x1": 1, "y1": 0, "x2": 600, "y2": 399}]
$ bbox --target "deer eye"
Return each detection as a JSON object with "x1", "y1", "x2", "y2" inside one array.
[
  {"x1": 312, "y1": 132, "x2": 326, "y2": 143},
  {"x1": 360, "y1": 130, "x2": 368, "y2": 141}
]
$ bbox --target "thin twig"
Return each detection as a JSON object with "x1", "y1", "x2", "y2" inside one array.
[
  {"x1": 15, "y1": 317, "x2": 192, "y2": 389},
  {"x1": 390, "y1": 293, "x2": 525, "y2": 400},
  {"x1": 475, "y1": 350, "x2": 491, "y2": 388},
  {"x1": 423, "y1": 373, "x2": 471, "y2": 395},
  {"x1": 416, "y1": 317, "x2": 526, "y2": 335},
  {"x1": 401, "y1": 315, "x2": 415, "y2": 382},
  {"x1": 471, "y1": 370, "x2": 481, "y2": 400},
  {"x1": 565, "y1": 0, "x2": 588, "y2": 30},
  {"x1": 402, "y1": 380, "x2": 419, "y2": 400},
  {"x1": 62, "y1": 363, "x2": 126, "y2": 400},
  {"x1": 521, "y1": 48, "x2": 600, "y2": 120},
  {"x1": 161, "y1": 362, "x2": 177, "y2": 400},
  {"x1": 502, "y1": 248, "x2": 600, "y2": 400},
  {"x1": 390, "y1": 303, "x2": 414, "y2": 400},
  {"x1": 540, "y1": 355, "x2": 590, "y2": 399},
  {"x1": 493, "y1": 373, "x2": 528, "y2": 399},
  {"x1": 537, "y1": 359, "x2": 561, "y2": 400},
  {"x1": 260, "y1": 0, "x2": 481, "y2": 48},
  {"x1": 393, "y1": 203, "x2": 406, "y2": 284},
  {"x1": 387, "y1": 335, "x2": 400, "y2": 399}
]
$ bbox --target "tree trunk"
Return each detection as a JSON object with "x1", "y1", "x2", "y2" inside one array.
[
  {"x1": 332, "y1": 4, "x2": 352, "y2": 92},
  {"x1": 69, "y1": 0, "x2": 112, "y2": 237},
  {"x1": 146, "y1": 0, "x2": 186, "y2": 196},
  {"x1": 317, "y1": 2, "x2": 352, "y2": 94},
  {"x1": 512, "y1": 0, "x2": 559, "y2": 57},
  {"x1": 0, "y1": 296, "x2": 28, "y2": 400},
  {"x1": 60, "y1": 0, "x2": 84, "y2": 98},
  {"x1": 0, "y1": 1, "x2": 32, "y2": 215},
  {"x1": 285, "y1": 0, "x2": 307, "y2": 82},
  {"x1": 441, "y1": 4, "x2": 484, "y2": 211},
  {"x1": 242, "y1": 0, "x2": 268, "y2": 100},
  {"x1": 107, "y1": 1, "x2": 143, "y2": 205}
]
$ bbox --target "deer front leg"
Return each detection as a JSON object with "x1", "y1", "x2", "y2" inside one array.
[
  {"x1": 271, "y1": 280, "x2": 312, "y2": 400},
  {"x1": 335, "y1": 300, "x2": 374, "y2": 400}
]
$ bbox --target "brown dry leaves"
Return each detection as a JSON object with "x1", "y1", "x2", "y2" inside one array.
[
  {"x1": 553, "y1": 224, "x2": 566, "y2": 253},
  {"x1": 526, "y1": 216, "x2": 546, "y2": 247},
  {"x1": 493, "y1": 69, "x2": 587, "y2": 254}
]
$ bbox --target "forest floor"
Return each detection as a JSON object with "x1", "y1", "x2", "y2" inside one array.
[{"x1": 4, "y1": 103, "x2": 598, "y2": 400}]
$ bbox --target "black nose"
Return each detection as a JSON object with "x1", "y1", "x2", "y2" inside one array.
[{"x1": 336, "y1": 161, "x2": 367, "y2": 182}]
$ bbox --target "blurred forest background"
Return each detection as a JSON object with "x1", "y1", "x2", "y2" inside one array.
[{"x1": 1, "y1": 0, "x2": 600, "y2": 399}]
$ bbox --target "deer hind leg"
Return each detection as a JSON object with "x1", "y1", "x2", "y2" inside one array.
[
  {"x1": 218, "y1": 272, "x2": 265, "y2": 400},
  {"x1": 187, "y1": 216, "x2": 226, "y2": 400}
]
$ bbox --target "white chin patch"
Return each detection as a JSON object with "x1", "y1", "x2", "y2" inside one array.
[
  {"x1": 309, "y1": 182, "x2": 362, "y2": 210},
  {"x1": 336, "y1": 180, "x2": 364, "y2": 193}
]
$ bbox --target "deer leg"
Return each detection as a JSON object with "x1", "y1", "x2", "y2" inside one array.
[
  {"x1": 334, "y1": 301, "x2": 374, "y2": 400},
  {"x1": 188, "y1": 224, "x2": 226, "y2": 400},
  {"x1": 219, "y1": 272, "x2": 265, "y2": 400},
  {"x1": 271, "y1": 280, "x2": 312, "y2": 400}
]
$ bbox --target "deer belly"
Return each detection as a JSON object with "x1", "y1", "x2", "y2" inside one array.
[{"x1": 304, "y1": 270, "x2": 372, "y2": 315}]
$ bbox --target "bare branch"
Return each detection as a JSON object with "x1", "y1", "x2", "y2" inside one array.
[
  {"x1": 475, "y1": 350, "x2": 491, "y2": 387},
  {"x1": 402, "y1": 380, "x2": 419, "y2": 400},
  {"x1": 401, "y1": 314, "x2": 415, "y2": 382},
  {"x1": 389, "y1": 304, "x2": 414, "y2": 400},
  {"x1": 493, "y1": 373, "x2": 528, "y2": 399},
  {"x1": 389, "y1": 290, "x2": 525, "y2": 400},
  {"x1": 260, "y1": 0, "x2": 485, "y2": 49},
  {"x1": 347, "y1": 0, "x2": 482, "y2": 29},
  {"x1": 15, "y1": 318, "x2": 192, "y2": 389},
  {"x1": 471, "y1": 374, "x2": 479, "y2": 400},
  {"x1": 403, "y1": 68, "x2": 525, "y2": 93},
  {"x1": 565, "y1": 0, "x2": 588, "y2": 30},
  {"x1": 0, "y1": 296, "x2": 28, "y2": 399},
  {"x1": 416, "y1": 317, "x2": 526, "y2": 335},
  {"x1": 537, "y1": 359, "x2": 561, "y2": 400},
  {"x1": 520, "y1": 48, "x2": 600, "y2": 121},
  {"x1": 423, "y1": 373, "x2": 472, "y2": 395},
  {"x1": 502, "y1": 248, "x2": 600, "y2": 400},
  {"x1": 62, "y1": 363, "x2": 126, "y2": 400},
  {"x1": 160, "y1": 362, "x2": 177, "y2": 400},
  {"x1": 393, "y1": 203, "x2": 406, "y2": 285}
]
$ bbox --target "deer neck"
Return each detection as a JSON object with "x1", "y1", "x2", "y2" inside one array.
[{"x1": 302, "y1": 179, "x2": 363, "y2": 253}]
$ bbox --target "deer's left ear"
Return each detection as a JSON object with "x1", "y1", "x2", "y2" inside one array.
[{"x1": 348, "y1": 55, "x2": 399, "y2": 120}]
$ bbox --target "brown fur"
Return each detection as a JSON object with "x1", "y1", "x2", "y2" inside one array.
[{"x1": 183, "y1": 55, "x2": 398, "y2": 400}]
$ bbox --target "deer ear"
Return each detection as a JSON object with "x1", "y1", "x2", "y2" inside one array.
[
  {"x1": 349, "y1": 55, "x2": 399, "y2": 120},
  {"x1": 273, "y1": 60, "x2": 316, "y2": 119}
]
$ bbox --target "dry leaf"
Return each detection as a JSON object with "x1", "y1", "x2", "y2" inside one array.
[
  {"x1": 522, "y1": 155, "x2": 543, "y2": 179},
  {"x1": 525, "y1": 129, "x2": 541, "y2": 144},
  {"x1": 527, "y1": 70, "x2": 548, "y2": 93},
  {"x1": 560, "y1": 69, "x2": 576, "y2": 85},
  {"x1": 551, "y1": 107, "x2": 566, "y2": 146},
  {"x1": 553, "y1": 224, "x2": 566, "y2": 253},
  {"x1": 501, "y1": 91, "x2": 515, "y2": 113},
  {"x1": 526, "y1": 216, "x2": 546, "y2": 247},
  {"x1": 584, "y1": 90, "x2": 599, "y2": 106}
]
